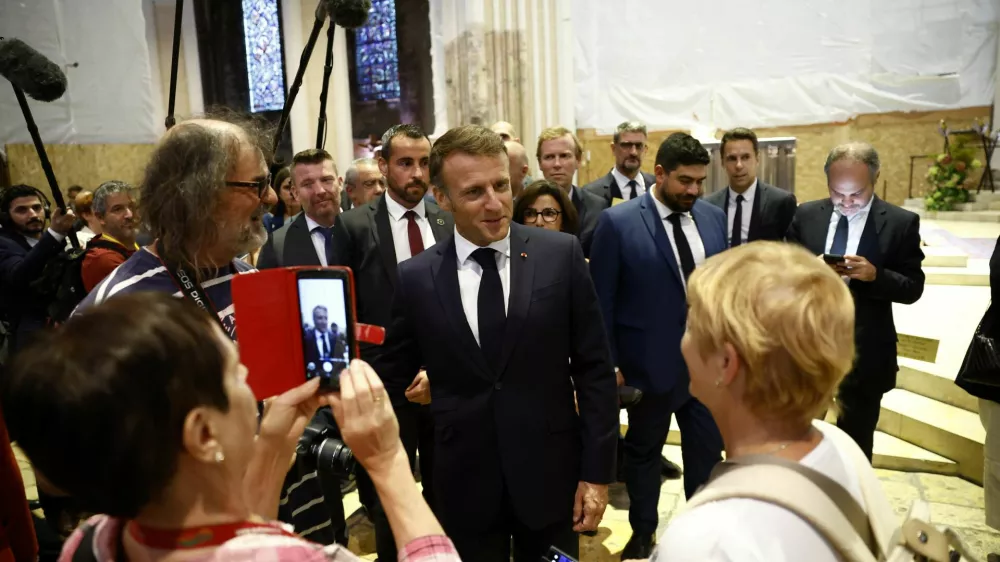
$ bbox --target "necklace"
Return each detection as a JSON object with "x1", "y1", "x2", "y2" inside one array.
[{"x1": 730, "y1": 427, "x2": 816, "y2": 459}]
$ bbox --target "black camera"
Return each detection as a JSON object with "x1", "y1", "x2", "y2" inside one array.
[{"x1": 297, "y1": 418, "x2": 356, "y2": 477}]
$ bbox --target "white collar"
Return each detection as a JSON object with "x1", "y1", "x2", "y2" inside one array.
[
  {"x1": 728, "y1": 178, "x2": 758, "y2": 202},
  {"x1": 611, "y1": 167, "x2": 644, "y2": 189},
  {"x1": 304, "y1": 214, "x2": 334, "y2": 232},
  {"x1": 385, "y1": 193, "x2": 426, "y2": 222},
  {"x1": 454, "y1": 226, "x2": 511, "y2": 265},
  {"x1": 650, "y1": 192, "x2": 692, "y2": 221}
]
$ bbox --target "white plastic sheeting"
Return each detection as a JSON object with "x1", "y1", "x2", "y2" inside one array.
[
  {"x1": 573, "y1": 0, "x2": 999, "y2": 131},
  {"x1": 0, "y1": 0, "x2": 159, "y2": 145}
]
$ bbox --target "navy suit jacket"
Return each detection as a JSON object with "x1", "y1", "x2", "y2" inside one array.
[
  {"x1": 0, "y1": 230, "x2": 64, "y2": 350},
  {"x1": 373, "y1": 223, "x2": 618, "y2": 533},
  {"x1": 589, "y1": 194, "x2": 727, "y2": 405}
]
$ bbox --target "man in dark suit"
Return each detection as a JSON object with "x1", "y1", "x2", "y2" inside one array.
[
  {"x1": 374, "y1": 125, "x2": 618, "y2": 561},
  {"x1": 786, "y1": 142, "x2": 924, "y2": 459},
  {"x1": 331, "y1": 124, "x2": 453, "y2": 561},
  {"x1": 303, "y1": 305, "x2": 344, "y2": 363},
  {"x1": 589, "y1": 133, "x2": 727, "y2": 559},
  {"x1": 0, "y1": 185, "x2": 75, "y2": 354},
  {"x1": 536, "y1": 126, "x2": 609, "y2": 257},
  {"x1": 254, "y1": 148, "x2": 351, "y2": 544},
  {"x1": 583, "y1": 121, "x2": 657, "y2": 205},
  {"x1": 258, "y1": 149, "x2": 342, "y2": 268},
  {"x1": 704, "y1": 127, "x2": 797, "y2": 245}
]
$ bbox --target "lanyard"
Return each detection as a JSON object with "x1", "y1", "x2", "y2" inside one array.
[
  {"x1": 154, "y1": 240, "x2": 231, "y2": 330},
  {"x1": 125, "y1": 519, "x2": 298, "y2": 549}
]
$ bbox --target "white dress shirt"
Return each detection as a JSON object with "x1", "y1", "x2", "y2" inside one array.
[
  {"x1": 454, "y1": 228, "x2": 511, "y2": 346},
  {"x1": 727, "y1": 179, "x2": 758, "y2": 245},
  {"x1": 651, "y1": 194, "x2": 706, "y2": 292},
  {"x1": 824, "y1": 196, "x2": 874, "y2": 257},
  {"x1": 611, "y1": 167, "x2": 647, "y2": 201},
  {"x1": 304, "y1": 214, "x2": 333, "y2": 266},
  {"x1": 24, "y1": 228, "x2": 64, "y2": 248},
  {"x1": 314, "y1": 329, "x2": 333, "y2": 358},
  {"x1": 385, "y1": 195, "x2": 437, "y2": 264}
]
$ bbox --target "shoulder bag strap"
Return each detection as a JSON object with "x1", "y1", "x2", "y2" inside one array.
[{"x1": 687, "y1": 456, "x2": 880, "y2": 561}]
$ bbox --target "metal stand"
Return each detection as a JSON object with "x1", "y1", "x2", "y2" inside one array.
[
  {"x1": 165, "y1": 0, "x2": 184, "y2": 130},
  {"x1": 315, "y1": 22, "x2": 336, "y2": 149}
]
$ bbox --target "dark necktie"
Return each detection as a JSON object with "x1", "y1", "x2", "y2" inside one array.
[
  {"x1": 627, "y1": 179, "x2": 638, "y2": 200},
  {"x1": 404, "y1": 210, "x2": 425, "y2": 258},
  {"x1": 731, "y1": 194, "x2": 745, "y2": 247},
  {"x1": 313, "y1": 226, "x2": 334, "y2": 265},
  {"x1": 666, "y1": 213, "x2": 696, "y2": 281},
  {"x1": 830, "y1": 214, "x2": 849, "y2": 256},
  {"x1": 321, "y1": 333, "x2": 329, "y2": 357},
  {"x1": 471, "y1": 248, "x2": 505, "y2": 371}
]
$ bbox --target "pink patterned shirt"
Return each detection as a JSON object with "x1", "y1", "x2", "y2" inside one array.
[{"x1": 59, "y1": 515, "x2": 461, "y2": 562}]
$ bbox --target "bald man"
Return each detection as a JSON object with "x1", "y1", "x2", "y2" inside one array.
[
  {"x1": 505, "y1": 140, "x2": 531, "y2": 199},
  {"x1": 491, "y1": 120, "x2": 520, "y2": 143}
]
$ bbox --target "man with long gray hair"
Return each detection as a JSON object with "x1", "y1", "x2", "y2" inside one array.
[
  {"x1": 786, "y1": 141, "x2": 925, "y2": 459},
  {"x1": 73, "y1": 113, "x2": 340, "y2": 545}
]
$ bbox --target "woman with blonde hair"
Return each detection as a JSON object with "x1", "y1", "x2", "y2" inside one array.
[{"x1": 648, "y1": 241, "x2": 897, "y2": 561}]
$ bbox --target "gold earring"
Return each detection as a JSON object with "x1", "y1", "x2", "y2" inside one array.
[{"x1": 214, "y1": 450, "x2": 225, "y2": 463}]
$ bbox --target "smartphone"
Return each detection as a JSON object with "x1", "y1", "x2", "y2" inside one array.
[
  {"x1": 541, "y1": 546, "x2": 578, "y2": 562},
  {"x1": 823, "y1": 253, "x2": 846, "y2": 264},
  {"x1": 297, "y1": 269, "x2": 356, "y2": 391}
]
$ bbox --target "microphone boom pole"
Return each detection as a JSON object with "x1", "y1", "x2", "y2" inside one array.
[
  {"x1": 273, "y1": 1, "x2": 331, "y2": 155},
  {"x1": 10, "y1": 84, "x2": 80, "y2": 250},
  {"x1": 165, "y1": 0, "x2": 184, "y2": 130},
  {"x1": 315, "y1": 22, "x2": 336, "y2": 149}
]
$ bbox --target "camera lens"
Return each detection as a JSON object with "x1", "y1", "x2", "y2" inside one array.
[{"x1": 314, "y1": 437, "x2": 356, "y2": 476}]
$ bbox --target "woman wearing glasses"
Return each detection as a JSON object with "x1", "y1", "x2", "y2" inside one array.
[{"x1": 512, "y1": 179, "x2": 579, "y2": 234}]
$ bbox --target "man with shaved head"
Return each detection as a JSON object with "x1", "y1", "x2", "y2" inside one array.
[
  {"x1": 491, "y1": 120, "x2": 520, "y2": 142},
  {"x1": 73, "y1": 113, "x2": 343, "y2": 545},
  {"x1": 505, "y1": 140, "x2": 530, "y2": 199}
]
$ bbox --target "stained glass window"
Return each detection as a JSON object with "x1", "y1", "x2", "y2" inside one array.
[
  {"x1": 354, "y1": 0, "x2": 400, "y2": 101},
  {"x1": 242, "y1": 0, "x2": 287, "y2": 112}
]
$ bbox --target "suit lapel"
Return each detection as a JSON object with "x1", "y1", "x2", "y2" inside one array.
[
  {"x1": 691, "y1": 201, "x2": 722, "y2": 256},
  {"x1": 432, "y1": 237, "x2": 494, "y2": 382},
  {"x1": 640, "y1": 193, "x2": 684, "y2": 289},
  {"x1": 572, "y1": 187, "x2": 585, "y2": 221},
  {"x1": 497, "y1": 225, "x2": 533, "y2": 377},
  {"x1": 857, "y1": 197, "x2": 887, "y2": 261},
  {"x1": 426, "y1": 203, "x2": 451, "y2": 243},
  {"x1": 372, "y1": 197, "x2": 398, "y2": 289},
  {"x1": 809, "y1": 201, "x2": 835, "y2": 254},
  {"x1": 747, "y1": 184, "x2": 764, "y2": 242},
  {"x1": 605, "y1": 172, "x2": 622, "y2": 200},
  {"x1": 288, "y1": 215, "x2": 322, "y2": 266}
]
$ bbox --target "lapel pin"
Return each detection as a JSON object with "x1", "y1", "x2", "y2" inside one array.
[
  {"x1": 436, "y1": 218, "x2": 445, "y2": 226},
  {"x1": 520, "y1": 252, "x2": 527, "y2": 259}
]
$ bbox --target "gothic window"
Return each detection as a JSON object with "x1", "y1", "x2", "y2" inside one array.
[
  {"x1": 354, "y1": 0, "x2": 400, "y2": 101},
  {"x1": 242, "y1": 0, "x2": 287, "y2": 112}
]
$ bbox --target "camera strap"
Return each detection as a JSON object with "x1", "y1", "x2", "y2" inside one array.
[{"x1": 154, "y1": 240, "x2": 232, "y2": 330}]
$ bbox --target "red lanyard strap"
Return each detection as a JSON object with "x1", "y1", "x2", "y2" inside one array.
[{"x1": 125, "y1": 519, "x2": 298, "y2": 549}]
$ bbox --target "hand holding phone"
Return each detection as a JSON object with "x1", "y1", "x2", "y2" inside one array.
[
  {"x1": 542, "y1": 546, "x2": 578, "y2": 562},
  {"x1": 298, "y1": 270, "x2": 356, "y2": 392},
  {"x1": 822, "y1": 253, "x2": 845, "y2": 264}
]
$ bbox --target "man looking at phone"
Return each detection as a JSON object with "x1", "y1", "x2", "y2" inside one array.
[
  {"x1": 331, "y1": 124, "x2": 453, "y2": 562},
  {"x1": 786, "y1": 142, "x2": 924, "y2": 459},
  {"x1": 375, "y1": 125, "x2": 618, "y2": 561}
]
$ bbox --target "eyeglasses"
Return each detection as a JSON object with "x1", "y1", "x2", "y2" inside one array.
[
  {"x1": 225, "y1": 174, "x2": 272, "y2": 198},
  {"x1": 523, "y1": 208, "x2": 562, "y2": 223},
  {"x1": 617, "y1": 141, "x2": 646, "y2": 151}
]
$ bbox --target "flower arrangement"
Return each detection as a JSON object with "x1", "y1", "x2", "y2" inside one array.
[{"x1": 925, "y1": 124, "x2": 985, "y2": 211}]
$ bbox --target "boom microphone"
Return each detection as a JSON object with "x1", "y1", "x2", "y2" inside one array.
[
  {"x1": 332, "y1": 0, "x2": 372, "y2": 29},
  {"x1": 0, "y1": 38, "x2": 67, "y2": 102}
]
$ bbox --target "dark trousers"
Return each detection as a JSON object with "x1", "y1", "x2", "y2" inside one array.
[
  {"x1": 624, "y1": 392, "x2": 722, "y2": 535},
  {"x1": 356, "y1": 402, "x2": 436, "y2": 561},
  {"x1": 836, "y1": 378, "x2": 887, "y2": 461},
  {"x1": 448, "y1": 484, "x2": 579, "y2": 562}
]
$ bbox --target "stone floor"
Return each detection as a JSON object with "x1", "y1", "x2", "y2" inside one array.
[
  {"x1": 14, "y1": 442, "x2": 1000, "y2": 560},
  {"x1": 337, "y1": 444, "x2": 1000, "y2": 560}
]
